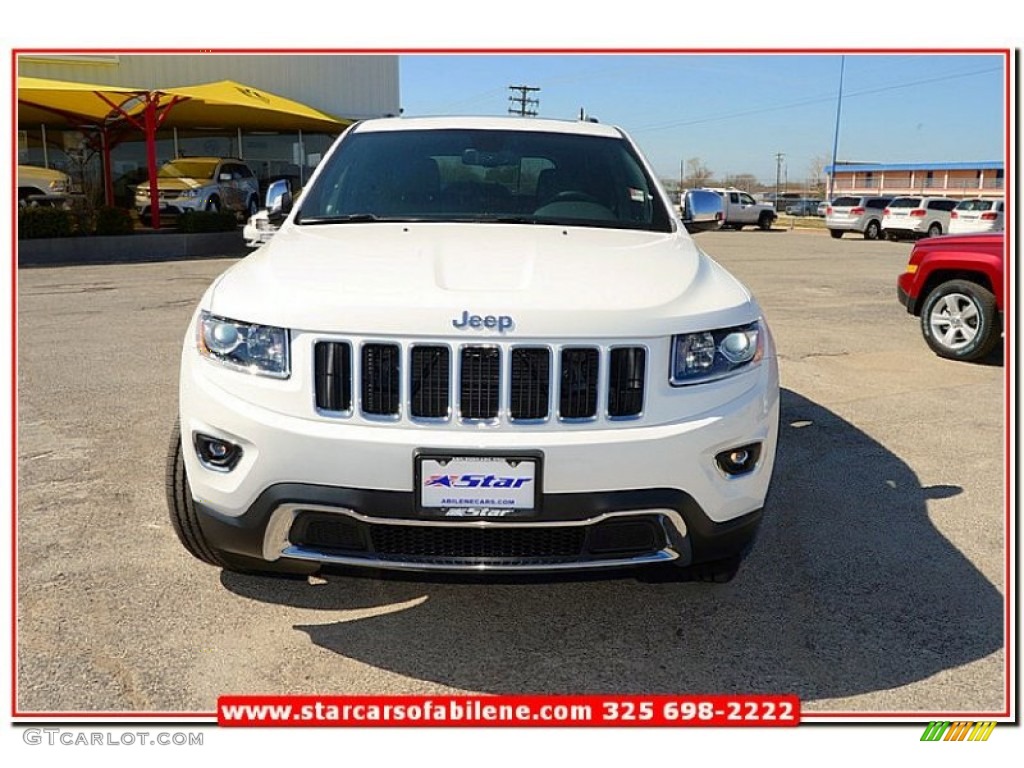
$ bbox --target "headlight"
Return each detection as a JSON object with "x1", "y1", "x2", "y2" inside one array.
[
  {"x1": 197, "y1": 312, "x2": 290, "y2": 378},
  {"x1": 671, "y1": 321, "x2": 763, "y2": 385}
]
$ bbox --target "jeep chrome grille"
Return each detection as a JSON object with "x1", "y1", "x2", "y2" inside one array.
[
  {"x1": 510, "y1": 348, "x2": 551, "y2": 420},
  {"x1": 361, "y1": 343, "x2": 401, "y2": 416},
  {"x1": 410, "y1": 346, "x2": 450, "y2": 418},
  {"x1": 314, "y1": 341, "x2": 646, "y2": 422},
  {"x1": 559, "y1": 348, "x2": 600, "y2": 419}
]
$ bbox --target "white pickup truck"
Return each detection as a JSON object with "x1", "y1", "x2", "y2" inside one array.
[
  {"x1": 689, "y1": 187, "x2": 776, "y2": 231},
  {"x1": 17, "y1": 164, "x2": 71, "y2": 207}
]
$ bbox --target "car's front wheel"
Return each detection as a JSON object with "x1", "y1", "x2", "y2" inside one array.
[
  {"x1": 829, "y1": 229, "x2": 843, "y2": 239},
  {"x1": 758, "y1": 212, "x2": 774, "y2": 231},
  {"x1": 165, "y1": 421, "x2": 315, "y2": 576},
  {"x1": 920, "y1": 279, "x2": 1000, "y2": 362},
  {"x1": 642, "y1": 554, "x2": 744, "y2": 584},
  {"x1": 205, "y1": 195, "x2": 221, "y2": 213}
]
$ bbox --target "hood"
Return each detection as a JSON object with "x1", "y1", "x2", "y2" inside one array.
[{"x1": 208, "y1": 222, "x2": 757, "y2": 338}]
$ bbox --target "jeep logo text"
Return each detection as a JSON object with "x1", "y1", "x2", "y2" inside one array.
[{"x1": 452, "y1": 310, "x2": 514, "y2": 333}]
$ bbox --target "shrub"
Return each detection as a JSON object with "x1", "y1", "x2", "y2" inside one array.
[
  {"x1": 94, "y1": 206, "x2": 135, "y2": 236},
  {"x1": 18, "y1": 206, "x2": 74, "y2": 239},
  {"x1": 178, "y1": 211, "x2": 238, "y2": 233}
]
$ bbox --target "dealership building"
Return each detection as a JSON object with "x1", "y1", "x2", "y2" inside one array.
[{"x1": 17, "y1": 53, "x2": 400, "y2": 207}]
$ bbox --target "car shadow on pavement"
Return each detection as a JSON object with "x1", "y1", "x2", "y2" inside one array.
[{"x1": 220, "y1": 388, "x2": 1004, "y2": 704}]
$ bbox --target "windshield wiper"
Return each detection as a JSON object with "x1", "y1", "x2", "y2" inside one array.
[
  {"x1": 488, "y1": 216, "x2": 546, "y2": 225},
  {"x1": 297, "y1": 213, "x2": 382, "y2": 225}
]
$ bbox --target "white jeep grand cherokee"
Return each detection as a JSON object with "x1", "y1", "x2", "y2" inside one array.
[{"x1": 167, "y1": 116, "x2": 780, "y2": 583}]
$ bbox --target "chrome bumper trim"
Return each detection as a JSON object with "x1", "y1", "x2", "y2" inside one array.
[{"x1": 263, "y1": 503, "x2": 687, "y2": 572}]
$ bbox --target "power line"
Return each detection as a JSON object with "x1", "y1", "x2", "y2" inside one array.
[
  {"x1": 635, "y1": 66, "x2": 1001, "y2": 132},
  {"x1": 508, "y1": 84, "x2": 540, "y2": 117}
]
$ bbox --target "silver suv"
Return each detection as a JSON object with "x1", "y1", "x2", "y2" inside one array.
[
  {"x1": 134, "y1": 157, "x2": 260, "y2": 223},
  {"x1": 825, "y1": 195, "x2": 892, "y2": 240}
]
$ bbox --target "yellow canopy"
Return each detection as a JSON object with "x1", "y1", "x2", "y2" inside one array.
[
  {"x1": 17, "y1": 76, "x2": 149, "y2": 126},
  {"x1": 17, "y1": 76, "x2": 351, "y2": 133},
  {"x1": 158, "y1": 80, "x2": 351, "y2": 132}
]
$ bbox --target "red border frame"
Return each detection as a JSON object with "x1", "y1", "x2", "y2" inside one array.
[{"x1": 9, "y1": 47, "x2": 1015, "y2": 723}]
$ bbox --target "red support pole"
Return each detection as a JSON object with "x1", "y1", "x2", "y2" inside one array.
[
  {"x1": 144, "y1": 96, "x2": 161, "y2": 230},
  {"x1": 101, "y1": 129, "x2": 114, "y2": 207}
]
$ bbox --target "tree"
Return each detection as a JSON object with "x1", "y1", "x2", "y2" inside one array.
[
  {"x1": 807, "y1": 153, "x2": 830, "y2": 196},
  {"x1": 723, "y1": 173, "x2": 761, "y2": 192},
  {"x1": 683, "y1": 157, "x2": 714, "y2": 188}
]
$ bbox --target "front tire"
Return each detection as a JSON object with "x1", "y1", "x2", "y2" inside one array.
[
  {"x1": 758, "y1": 212, "x2": 774, "y2": 231},
  {"x1": 644, "y1": 555, "x2": 744, "y2": 584},
  {"x1": 205, "y1": 195, "x2": 221, "y2": 213},
  {"x1": 166, "y1": 420, "x2": 232, "y2": 568},
  {"x1": 165, "y1": 421, "x2": 315, "y2": 576},
  {"x1": 829, "y1": 229, "x2": 843, "y2": 239},
  {"x1": 920, "y1": 280, "x2": 1000, "y2": 362}
]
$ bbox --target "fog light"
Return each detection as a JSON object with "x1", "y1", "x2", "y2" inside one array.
[
  {"x1": 715, "y1": 442, "x2": 762, "y2": 476},
  {"x1": 194, "y1": 433, "x2": 243, "y2": 471}
]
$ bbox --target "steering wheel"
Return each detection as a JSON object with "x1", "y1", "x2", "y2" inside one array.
[{"x1": 550, "y1": 190, "x2": 602, "y2": 204}]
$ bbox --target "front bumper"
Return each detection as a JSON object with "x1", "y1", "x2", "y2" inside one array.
[
  {"x1": 896, "y1": 273, "x2": 917, "y2": 314},
  {"x1": 194, "y1": 484, "x2": 764, "y2": 572},
  {"x1": 136, "y1": 197, "x2": 206, "y2": 217},
  {"x1": 180, "y1": 328, "x2": 780, "y2": 573}
]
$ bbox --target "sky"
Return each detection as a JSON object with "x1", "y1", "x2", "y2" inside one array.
[{"x1": 399, "y1": 53, "x2": 1006, "y2": 187}]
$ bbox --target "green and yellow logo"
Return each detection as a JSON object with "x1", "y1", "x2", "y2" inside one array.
[{"x1": 920, "y1": 721, "x2": 997, "y2": 742}]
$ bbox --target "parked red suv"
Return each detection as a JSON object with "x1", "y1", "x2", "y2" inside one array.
[{"x1": 897, "y1": 232, "x2": 1004, "y2": 362}]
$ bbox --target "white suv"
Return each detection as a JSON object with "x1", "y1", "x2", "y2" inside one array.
[
  {"x1": 825, "y1": 195, "x2": 892, "y2": 240},
  {"x1": 167, "y1": 116, "x2": 780, "y2": 583},
  {"x1": 882, "y1": 196, "x2": 957, "y2": 240},
  {"x1": 948, "y1": 198, "x2": 1004, "y2": 234}
]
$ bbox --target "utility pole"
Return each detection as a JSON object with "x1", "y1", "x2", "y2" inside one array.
[
  {"x1": 508, "y1": 85, "x2": 540, "y2": 117},
  {"x1": 774, "y1": 152, "x2": 785, "y2": 210},
  {"x1": 827, "y1": 55, "x2": 846, "y2": 201}
]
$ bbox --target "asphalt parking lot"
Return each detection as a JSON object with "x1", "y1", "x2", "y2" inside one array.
[{"x1": 15, "y1": 228, "x2": 1007, "y2": 715}]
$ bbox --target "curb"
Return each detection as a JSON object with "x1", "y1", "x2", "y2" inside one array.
[{"x1": 17, "y1": 231, "x2": 250, "y2": 267}]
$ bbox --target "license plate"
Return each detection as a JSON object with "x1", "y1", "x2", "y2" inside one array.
[{"x1": 417, "y1": 454, "x2": 538, "y2": 516}]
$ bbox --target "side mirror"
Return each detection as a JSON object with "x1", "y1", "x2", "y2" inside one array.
[
  {"x1": 219, "y1": 173, "x2": 233, "y2": 182},
  {"x1": 265, "y1": 179, "x2": 293, "y2": 216},
  {"x1": 681, "y1": 189, "x2": 724, "y2": 233}
]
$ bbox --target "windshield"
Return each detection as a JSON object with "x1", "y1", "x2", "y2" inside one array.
[
  {"x1": 296, "y1": 128, "x2": 673, "y2": 232},
  {"x1": 157, "y1": 160, "x2": 218, "y2": 181}
]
